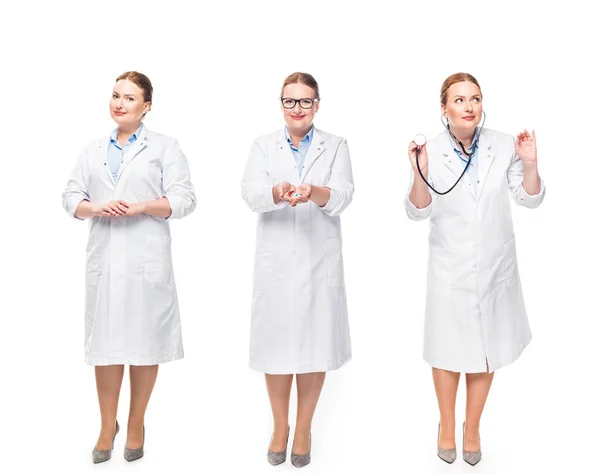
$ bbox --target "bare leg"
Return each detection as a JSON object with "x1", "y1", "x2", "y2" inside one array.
[
  {"x1": 265, "y1": 374, "x2": 294, "y2": 451},
  {"x1": 127, "y1": 365, "x2": 159, "y2": 449},
  {"x1": 293, "y1": 372, "x2": 326, "y2": 455},
  {"x1": 464, "y1": 370, "x2": 494, "y2": 452},
  {"x1": 432, "y1": 368, "x2": 461, "y2": 449},
  {"x1": 95, "y1": 365, "x2": 125, "y2": 450}
]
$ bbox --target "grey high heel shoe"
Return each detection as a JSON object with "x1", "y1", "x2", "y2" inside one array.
[
  {"x1": 462, "y1": 421, "x2": 482, "y2": 466},
  {"x1": 437, "y1": 423, "x2": 457, "y2": 464},
  {"x1": 267, "y1": 426, "x2": 290, "y2": 466},
  {"x1": 92, "y1": 420, "x2": 120, "y2": 464},
  {"x1": 124, "y1": 425, "x2": 145, "y2": 462},
  {"x1": 290, "y1": 432, "x2": 311, "y2": 468}
]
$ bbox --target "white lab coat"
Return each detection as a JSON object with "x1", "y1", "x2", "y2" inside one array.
[
  {"x1": 241, "y1": 128, "x2": 354, "y2": 374},
  {"x1": 405, "y1": 128, "x2": 545, "y2": 373},
  {"x1": 62, "y1": 127, "x2": 196, "y2": 366}
]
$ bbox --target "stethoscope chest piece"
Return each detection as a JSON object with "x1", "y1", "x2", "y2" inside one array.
[{"x1": 414, "y1": 134, "x2": 427, "y2": 147}]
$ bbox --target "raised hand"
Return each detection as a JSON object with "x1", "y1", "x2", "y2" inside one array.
[
  {"x1": 408, "y1": 141, "x2": 428, "y2": 174},
  {"x1": 515, "y1": 130, "x2": 538, "y2": 168}
]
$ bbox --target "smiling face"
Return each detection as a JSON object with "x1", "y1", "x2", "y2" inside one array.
[
  {"x1": 281, "y1": 82, "x2": 319, "y2": 135},
  {"x1": 441, "y1": 81, "x2": 482, "y2": 135},
  {"x1": 109, "y1": 79, "x2": 150, "y2": 127}
]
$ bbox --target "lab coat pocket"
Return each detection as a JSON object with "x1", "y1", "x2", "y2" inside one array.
[
  {"x1": 253, "y1": 241, "x2": 273, "y2": 291},
  {"x1": 144, "y1": 234, "x2": 173, "y2": 285},
  {"x1": 503, "y1": 238, "x2": 519, "y2": 288},
  {"x1": 326, "y1": 238, "x2": 345, "y2": 287}
]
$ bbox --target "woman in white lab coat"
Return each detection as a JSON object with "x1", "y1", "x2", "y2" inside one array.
[
  {"x1": 404, "y1": 73, "x2": 545, "y2": 466},
  {"x1": 62, "y1": 71, "x2": 196, "y2": 463},
  {"x1": 241, "y1": 72, "x2": 354, "y2": 467}
]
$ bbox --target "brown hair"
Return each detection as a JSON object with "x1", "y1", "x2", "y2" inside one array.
[
  {"x1": 115, "y1": 71, "x2": 153, "y2": 103},
  {"x1": 440, "y1": 73, "x2": 481, "y2": 105},
  {"x1": 281, "y1": 72, "x2": 320, "y2": 99}
]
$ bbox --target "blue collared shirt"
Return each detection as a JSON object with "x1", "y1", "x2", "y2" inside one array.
[
  {"x1": 447, "y1": 128, "x2": 479, "y2": 193},
  {"x1": 108, "y1": 123, "x2": 144, "y2": 181},
  {"x1": 286, "y1": 126, "x2": 314, "y2": 177}
]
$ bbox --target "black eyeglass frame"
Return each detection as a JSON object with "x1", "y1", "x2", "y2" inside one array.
[{"x1": 280, "y1": 97, "x2": 320, "y2": 109}]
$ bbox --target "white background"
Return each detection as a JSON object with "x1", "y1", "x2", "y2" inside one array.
[{"x1": 1, "y1": 1, "x2": 598, "y2": 473}]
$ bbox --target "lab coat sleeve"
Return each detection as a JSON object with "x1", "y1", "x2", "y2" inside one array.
[
  {"x1": 62, "y1": 148, "x2": 91, "y2": 220},
  {"x1": 164, "y1": 140, "x2": 197, "y2": 220},
  {"x1": 404, "y1": 167, "x2": 435, "y2": 221},
  {"x1": 507, "y1": 147, "x2": 546, "y2": 209},
  {"x1": 241, "y1": 140, "x2": 287, "y2": 213},
  {"x1": 321, "y1": 139, "x2": 355, "y2": 217}
]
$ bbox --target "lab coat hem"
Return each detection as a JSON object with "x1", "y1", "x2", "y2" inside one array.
[
  {"x1": 84, "y1": 348, "x2": 184, "y2": 366},
  {"x1": 249, "y1": 355, "x2": 351, "y2": 375},
  {"x1": 487, "y1": 335, "x2": 531, "y2": 373},
  {"x1": 425, "y1": 336, "x2": 531, "y2": 374}
]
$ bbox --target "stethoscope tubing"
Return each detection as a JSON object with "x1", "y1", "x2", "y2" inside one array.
[{"x1": 415, "y1": 111, "x2": 485, "y2": 196}]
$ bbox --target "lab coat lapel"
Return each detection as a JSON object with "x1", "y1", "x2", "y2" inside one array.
[
  {"x1": 276, "y1": 130, "x2": 302, "y2": 182},
  {"x1": 442, "y1": 138, "x2": 476, "y2": 199},
  {"x1": 300, "y1": 129, "x2": 326, "y2": 183},
  {"x1": 116, "y1": 126, "x2": 148, "y2": 183},
  {"x1": 476, "y1": 133, "x2": 495, "y2": 198}
]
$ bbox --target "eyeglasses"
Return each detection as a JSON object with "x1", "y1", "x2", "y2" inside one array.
[{"x1": 280, "y1": 97, "x2": 319, "y2": 109}]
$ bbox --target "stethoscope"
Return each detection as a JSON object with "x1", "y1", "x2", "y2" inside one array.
[{"x1": 414, "y1": 111, "x2": 486, "y2": 195}]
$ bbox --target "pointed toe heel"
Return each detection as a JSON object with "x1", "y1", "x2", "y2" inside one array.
[
  {"x1": 92, "y1": 420, "x2": 119, "y2": 464},
  {"x1": 267, "y1": 426, "x2": 290, "y2": 466},
  {"x1": 462, "y1": 421, "x2": 482, "y2": 466},
  {"x1": 436, "y1": 423, "x2": 457, "y2": 464},
  {"x1": 124, "y1": 425, "x2": 145, "y2": 462},
  {"x1": 291, "y1": 432, "x2": 311, "y2": 468}
]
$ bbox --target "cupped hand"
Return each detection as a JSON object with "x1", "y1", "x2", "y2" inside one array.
[
  {"x1": 292, "y1": 184, "x2": 312, "y2": 204},
  {"x1": 274, "y1": 181, "x2": 295, "y2": 204}
]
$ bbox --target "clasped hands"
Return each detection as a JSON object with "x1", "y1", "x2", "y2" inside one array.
[
  {"x1": 93, "y1": 200, "x2": 147, "y2": 217},
  {"x1": 273, "y1": 182, "x2": 313, "y2": 207}
]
